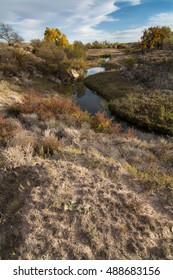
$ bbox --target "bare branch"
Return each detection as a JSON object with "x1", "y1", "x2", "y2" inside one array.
[{"x1": 0, "y1": 22, "x2": 24, "y2": 44}]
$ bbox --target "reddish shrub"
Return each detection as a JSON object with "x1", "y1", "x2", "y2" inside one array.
[
  {"x1": 125, "y1": 128, "x2": 137, "y2": 139},
  {"x1": 0, "y1": 115, "x2": 17, "y2": 143},
  {"x1": 111, "y1": 122, "x2": 122, "y2": 133},
  {"x1": 8, "y1": 91, "x2": 89, "y2": 122},
  {"x1": 90, "y1": 112, "x2": 112, "y2": 133}
]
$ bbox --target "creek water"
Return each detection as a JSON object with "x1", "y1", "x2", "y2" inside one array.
[
  {"x1": 72, "y1": 66, "x2": 111, "y2": 116},
  {"x1": 72, "y1": 64, "x2": 162, "y2": 141}
]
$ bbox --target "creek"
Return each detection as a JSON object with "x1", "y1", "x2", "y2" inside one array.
[{"x1": 72, "y1": 64, "x2": 162, "y2": 141}]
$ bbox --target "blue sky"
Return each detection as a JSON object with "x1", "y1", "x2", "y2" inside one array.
[{"x1": 0, "y1": 0, "x2": 173, "y2": 43}]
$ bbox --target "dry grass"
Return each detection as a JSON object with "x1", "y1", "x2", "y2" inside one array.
[
  {"x1": 37, "y1": 129, "x2": 63, "y2": 157},
  {"x1": 0, "y1": 48, "x2": 173, "y2": 260},
  {"x1": 2, "y1": 144, "x2": 33, "y2": 168},
  {"x1": 4, "y1": 159, "x2": 172, "y2": 260},
  {"x1": 0, "y1": 119, "x2": 173, "y2": 260},
  {"x1": 0, "y1": 80, "x2": 22, "y2": 111},
  {"x1": 0, "y1": 115, "x2": 22, "y2": 146}
]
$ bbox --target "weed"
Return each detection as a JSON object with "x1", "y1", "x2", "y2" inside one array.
[
  {"x1": 123, "y1": 57, "x2": 136, "y2": 70},
  {"x1": 0, "y1": 115, "x2": 18, "y2": 144},
  {"x1": 63, "y1": 201, "x2": 93, "y2": 214},
  {"x1": 6, "y1": 198, "x2": 24, "y2": 215},
  {"x1": 2, "y1": 144, "x2": 33, "y2": 168},
  {"x1": 126, "y1": 128, "x2": 137, "y2": 139},
  {"x1": 90, "y1": 112, "x2": 112, "y2": 133}
]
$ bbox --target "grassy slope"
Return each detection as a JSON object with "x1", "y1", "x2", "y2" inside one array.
[
  {"x1": 84, "y1": 70, "x2": 139, "y2": 100},
  {"x1": 0, "y1": 80, "x2": 173, "y2": 260},
  {"x1": 84, "y1": 69, "x2": 173, "y2": 135}
]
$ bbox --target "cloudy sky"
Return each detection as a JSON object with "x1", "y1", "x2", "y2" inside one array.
[{"x1": 0, "y1": 0, "x2": 173, "y2": 43}]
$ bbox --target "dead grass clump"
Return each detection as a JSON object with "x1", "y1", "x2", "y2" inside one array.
[
  {"x1": 0, "y1": 115, "x2": 20, "y2": 145},
  {"x1": 110, "y1": 122, "x2": 122, "y2": 134},
  {"x1": 36, "y1": 129, "x2": 63, "y2": 157},
  {"x1": 9, "y1": 129, "x2": 37, "y2": 148},
  {"x1": 2, "y1": 144, "x2": 33, "y2": 168}
]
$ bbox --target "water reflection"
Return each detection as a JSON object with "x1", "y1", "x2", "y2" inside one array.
[
  {"x1": 73, "y1": 87, "x2": 111, "y2": 115},
  {"x1": 72, "y1": 66, "x2": 111, "y2": 116},
  {"x1": 85, "y1": 66, "x2": 105, "y2": 77}
]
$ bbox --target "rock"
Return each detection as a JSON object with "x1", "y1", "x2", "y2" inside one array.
[
  {"x1": 17, "y1": 72, "x2": 29, "y2": 78},
  {"x1": 11, "y1": 76, "x2": 20, "y2": 84},
  {"x1": 21, "y1": 76, "x2": 33, "y2": 86},
  {"x1": 33, "y1": 70, "x2": 43, "y2": 79},
  {"x1": 70, "y1": 69, "x2": 79, "y2": 79},
  {"x1": 49, "y1": 76, "x2": 62, "y2": 85},
  {"x1": 27, "y1": 65, "x2": 36, "y2": 73}
]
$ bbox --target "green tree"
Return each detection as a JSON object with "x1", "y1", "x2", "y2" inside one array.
[{"x1": 72, "y1": 41, "x2": 86, "y2": 59}]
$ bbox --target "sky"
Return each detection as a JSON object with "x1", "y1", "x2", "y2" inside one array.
[{"x1": 0, "y1": 0, "x2": 173, "y2": 43}]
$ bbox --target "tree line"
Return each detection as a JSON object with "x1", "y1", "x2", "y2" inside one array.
[{"x1": 0, "y1": 21, "x2": 172, "y2": 52}]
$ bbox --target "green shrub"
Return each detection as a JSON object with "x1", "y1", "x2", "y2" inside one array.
[{"x1": 123, "y1": 57, "x2": 136, "y2": 70}]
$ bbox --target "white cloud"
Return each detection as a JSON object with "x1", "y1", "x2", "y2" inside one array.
[
  {"x1": 0, "y1": 0, "x2": 143, "y2": 42},
  {"x1": 114, "y1": 26, "x2": 146, "y2": 42},
  {"x1": 113, "y1": 11, "x2": 173, "y2": 43},
  {"x1": 0, "y1": 0, "x2": 119, "y2": 42},
  {"x1": 5, "y1": 0, "x2": 172, "y2": 44},
  {"x1": 8, "y1": 18, "x2": 44, "y2": 40},
  {"x1": 149, "y1": 12, "x2": 173, "y2": 28},
  {"x1": 130, "y1": 0, "x2": 141, "y2": 5}
]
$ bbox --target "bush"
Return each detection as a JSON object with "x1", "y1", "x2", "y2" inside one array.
[
  {"x1": 36, "y1": 129, "x2": 63, "y2": 157},
  {"x1": 0, "y1": 115, "x2": 19, "y2": 144},
  {"x1": 123, "y1": 57, "x2": 136, "y2": 70},
  {"x1": 31, "y1": 40, "x2": 68, "y2": 74},
  {"x1": 2, "y1": 144, "x2": 33, "y2": 168},
  {"x1": 90, "y1": 112, "x2": 112, "y2": 133},
  {"x1": 8, "y1": 91, "x2": 89, "y2": 123}
]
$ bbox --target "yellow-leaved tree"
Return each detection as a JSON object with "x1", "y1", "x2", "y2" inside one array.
[
  {"x1": 141, "y1": 26, "x2": 172, "y2": 51},
  {"x1": 44, "y1": 27, "x2": 69, "y2": 47}
]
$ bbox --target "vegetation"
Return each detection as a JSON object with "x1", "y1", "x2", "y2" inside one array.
[
  {"x1": 0, "y1": 81, "x2": 173, "y2": 259},
  {"x1": 141, "y1": 26, "x2": 173, "y2": 52},
  {"x1": 0, "y1": 22, "x2": 23, "y2": 45},
  {"x1": 85, "y1": 41, "x2": 126, "y2": 49},
  {"x1": 109, "y1": 90, "x2": 173, "y2": 135},
  {"x1": 0, "y1": 114, "x2": 18, "y2": 144},
  {"x1": 8, "y1": 91, "x2": 89, "y2": 123},
  {"x1": 84, "y1": 70, "x2": 138, "y2": 100},
  {"x1": 0, "y1": 23, "x2": 173, "y2": 260},
  {"x1": 44, "y1": 27, "x2": 70, "y2": 47},
  {"x1": 84, "y1": 62, "x2": 173, "y2": 135}
]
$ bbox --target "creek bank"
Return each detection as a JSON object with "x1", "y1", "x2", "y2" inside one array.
[{"x1": 84, "y1": 68, "x2": 173, "y2": 136}]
